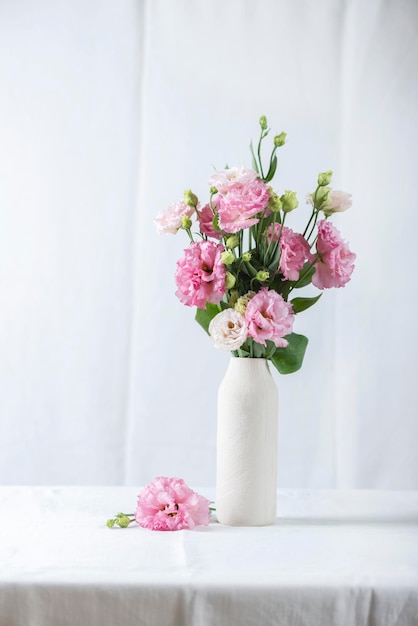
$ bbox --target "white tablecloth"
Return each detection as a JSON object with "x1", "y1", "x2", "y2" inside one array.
[{"x1": 0, "y1": 488, "x2": 417, "y2": 625}]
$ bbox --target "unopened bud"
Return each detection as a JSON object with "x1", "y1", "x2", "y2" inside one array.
[
  {"x1": 280, "y1": 190, "x2": 299, "y2": 213},
  {"x1": 183, "y1": 189, "x2": 198, "y2": 207},
  {"x1": 274, "y1": 132, "x2": 287, "y2": 147},
  {"x1": 209, "y1": 186, "x2": 218, "y2": 195},
  {"x1": 225, "y1": 272, "x2": 236, "y2": 289},
  {"x1": 181, "y1": 215, "x2": 192, "y2": 230},
  {"x1": 116, "y1": 514, "x2": 131, "y2": 528},
  {"x1": 106, "y1": 519, "x2": 115, "y2": 528},
  {"x1": 221, "y1": 250, "x2": 235, "y2": 265},
  {"x1": 259, "y1": 115, "x2": 268, "y2": 130},
  {"x1": 225, "y1": 235, "x2": 239, "y2": 249},
  {"x1": 314, "y1": 186, "x2": 331, "y2": 209},
  {"x1": 268, "y1": 189, "x2": 282, "y2": 212},
  {"x1": 256, "y1": 270, "x2": 270, "y2": 282},
  {"x1": 242, "y1": 252, "x2": 252, "y2": 262},
  {"x1": 317, "y1": 170, "x2": 333, "y2": 186}
]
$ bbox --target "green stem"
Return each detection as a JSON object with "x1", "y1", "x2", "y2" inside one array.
[
  {"x1": 302, "y1": 186, "x2": 320, "y2": 238},
  {"x1": 306, "y1": 212, "x2": 320, "y2": 243},
  {"x1": 257, "y1": 130, "x2": 267, "y2": 179}
]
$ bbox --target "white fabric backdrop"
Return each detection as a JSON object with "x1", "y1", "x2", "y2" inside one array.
[{"x1": 0, "y1": 0, "x2": 417, "y2": 488}]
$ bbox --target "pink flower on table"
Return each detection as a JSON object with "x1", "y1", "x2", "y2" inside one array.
[
  {"x1": 135, "y1": 477, "x2": 211, "y2": 531},
  {"x1": 197, "y1": 202, "x2": 222, "y2": 239},
  {"x1": 208, "y1": 166, "x2": 258, "y2": 193},
  {"x1": 267, "y1": 224, "x2": 313, "y2": 281},
  {"x1": 245, "y1": 287, "x2": 294, "y2": 347},
  {"x1": 312, "y1": 220, "x2": 356, "y2": 289},
  {"x1": 154, "y1": 201, "x2": 195, "y2": 235},
  {"x1": 217, "y1": 179, "x2": 270, "y2": 233},
  {"x1": 175, "y1": 240, "x2": 226, "y2": 308}
]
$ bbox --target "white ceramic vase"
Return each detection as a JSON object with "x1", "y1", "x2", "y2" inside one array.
[{"x1": 216, "y1": 357, "x2": 278, "y2": 526}]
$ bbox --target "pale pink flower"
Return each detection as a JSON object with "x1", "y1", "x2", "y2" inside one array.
[
  {"x1": 245, "y1": 287, "x2": 294, "y2": 347},
  {"x1": 217, "y1": 179, "x2": 270, "y2": 233},
  {"x1": 135, "y1": 477, "x2": 210, "y2": 531},
  {"x1": 208, "y1": 166, "x2": 258, "y2": 193},
  {"x1": 312, "y1": 220, "x2": 356, "y2": 289},
  {"x1": 323, "y1": 190, "x2": 352, "y2": 215},
  {"x1": 267, "y1": 224, "x2": 313, "y2": 281},
  {"x1": 197, "y1": 202, "x2": 222, "y2": 239},
  {"x1": 175, "y1": 241, "x2": 226, "y2": 308},
  {"x1": 209, "y1": 309, "x2": 248, "y2": 351},
  {"x1": 154, "y1": 201, "x2": 195, "y2": 235}
]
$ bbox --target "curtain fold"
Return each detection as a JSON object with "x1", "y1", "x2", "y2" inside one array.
[{"x1": 0, "y1": 0, "x2": 417, "y2": 488}]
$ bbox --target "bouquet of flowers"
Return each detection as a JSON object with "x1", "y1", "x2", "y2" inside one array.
[{"x1": 155, "y1": 116, "x2": 356, "y2": 374}]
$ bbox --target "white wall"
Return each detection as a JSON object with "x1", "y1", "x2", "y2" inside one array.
[{"x1": 1, "y1": 0, "x2": 417, "y2": 488}]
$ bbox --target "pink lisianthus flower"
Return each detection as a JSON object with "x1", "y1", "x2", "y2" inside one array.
[
  {"x1": 217, "y1": 179, "x2": 270, "y2": 233},
  {"x1": 208, "y1": 166, "x2": 258, "y2": 193},
  {"x1": 245, "y1": 287, "x2": 294, "y2": 347},
  {"x1": 154, "y1": 200, "x2": 195, "y2": 235},
  {"x1": 312, "y1": 220, "x2": 356, "y2": 289},
  {"x1": 267, "y1": 224, "x2": 313, "y2": 281},
  {"x1": 175, "y1": 240, "x2": 226, "y2": 308},
  {"x1": 135, "y1": 477, "x2": 211, "y2": 531},
  {"x1": 197, "y1": 202, "x2": 222, "y2": 239}
]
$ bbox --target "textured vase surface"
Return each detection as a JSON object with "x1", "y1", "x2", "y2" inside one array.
[{"x1": 216, "y1": 357, "x2": 278, "y2": 526}]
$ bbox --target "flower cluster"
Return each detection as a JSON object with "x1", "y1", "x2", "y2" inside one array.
[
  {"x1": 154, "y1": 118, "x2": 356, "y2": 374},
  {"x1": 107, "y1": 477, "x2": 211, "y2": 531}
]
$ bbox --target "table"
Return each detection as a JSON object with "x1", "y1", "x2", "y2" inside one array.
[{"x1": 0, "y1": 487, "x2": 417, "y2": 625}]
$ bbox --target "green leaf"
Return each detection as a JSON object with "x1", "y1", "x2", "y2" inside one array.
[
  {"x1": 290, "y1": 294, "x2": 322, "y2": 314},
  {"x1": 243, "y1": 261, "x2": 258, "y2": 278},
  {"x1": 252, "y1": 342, "x2": 265, "y2": 358},
  {"x1": 250, "y1": 141, "x2": 260, "y2": 174},
  {"x1": 270, "y1": 332, "x2": 308, "y2": 374},
  {"x1": 264, "y1": 154, "x2": 278, "y2": 183},
  {"x1": 195, "y1": 303, "x2": 221, "y2": 335},
  {"x1": 212, "y1": 213, "x2": 221, "y2": 232},
  {"x1": 290, "y1": 263, "x2": 315, "y2": 289},
  {"x1": 266, "y1": 242, "x2": 281, "y2": 273}
]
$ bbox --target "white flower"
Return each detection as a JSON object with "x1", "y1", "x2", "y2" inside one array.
[
  {"x1": 208, "y1": 309, "x2": 248, "y2": 351},
  {"x1": 208, "y1": 166, "x2": 258, "y2": 194},
  {"x1": 154, "y1": 201, "x2": 195, "y2": 234}
]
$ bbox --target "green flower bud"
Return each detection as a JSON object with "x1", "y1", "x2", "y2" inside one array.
[
  {"x1": 225, "y1": 235, "x2": 240, "y2": 249},
  {"x1": 181, "y1": 215, "x2": 192, "y2": 230},
  {"x1": 317, "y1": 170, "x2": 333, "y2": 186},
  {"x1": 225, "y1": 272, "x2": 236, "y2": 289},
  {"x1": 116, "y1": 514, "x2": 132, "y2": 528},
  {"x1": 242, "y1": 252, "x2": 252, "y2": 262},
  {"x1": 314, "y1": 186, "x2": 331, "y2": 209},
  {"x1": 268, "y1": 189, "x2": 282, "y2": 212},
  {"x1": 183, "y1": 189, "x2": 198, "y2": 207},
  {"x1": 106, "y1": 519, "x2": 115, "y2": 528},
  {"x1": 210, "y1": 186, "x2": 218, "y2": 195},
  {"x1": 280, "y1": 190, "x2": 299, "y2": 213},
  {"x1": 259, "y1": 115, "x2": 268, "y2": 130},
  {"x1": 221, "y1": 250, "x2": 235, "y2": 265},
  {"x1": 256, "y1": 270, "x2": 270, "y2": 282},
  {"x1": 274, "y1": 132, "x2": 287, "y2": 147}
]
